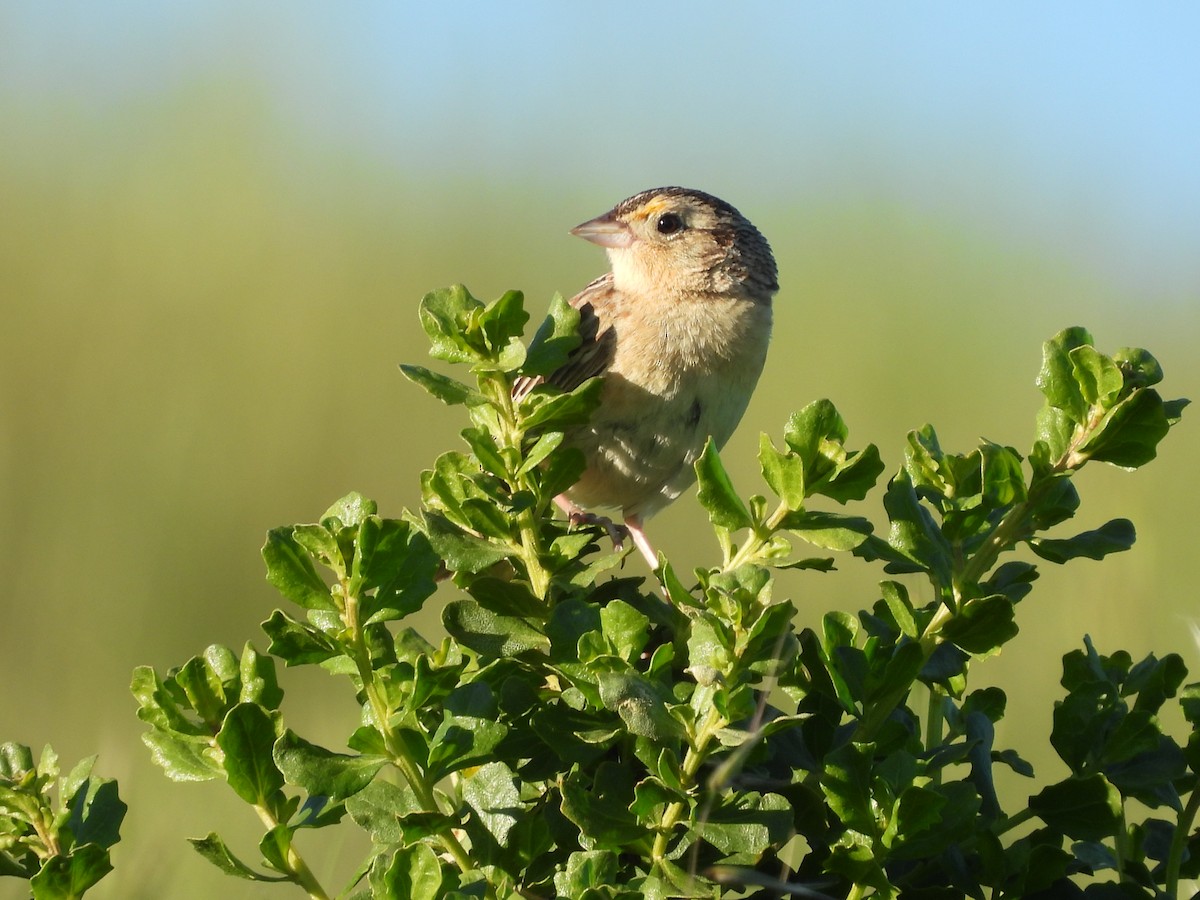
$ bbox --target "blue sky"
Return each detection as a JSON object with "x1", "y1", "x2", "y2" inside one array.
[{"x1": 3, "y1": 2, "x2": 1197, "y2": 294}]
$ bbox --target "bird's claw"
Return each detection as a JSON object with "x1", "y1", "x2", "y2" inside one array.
[{"x1": 566, "y1": 509, "x2": 629, "y2": 549}]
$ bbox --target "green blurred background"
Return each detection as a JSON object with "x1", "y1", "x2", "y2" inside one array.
[{"x1": 2, "y1": 3, "x2": 1197, "y2": 896}]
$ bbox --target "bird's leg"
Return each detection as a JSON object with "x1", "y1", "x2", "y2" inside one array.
[
  {"x1": 553, "y1": 495, "x2": 629, "y2": 549},
  {"x1": 623, "y1": 514, "x2": 661, "y2": 570}
]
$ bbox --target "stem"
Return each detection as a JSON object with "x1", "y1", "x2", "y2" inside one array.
[
  {"x1": 722, "y1": 500, "x2": 789, "y2": 573},
  {"x1": 342, "y1": 586, "x2": 478, "y2": 881},
  {"x1": 924, "y1": 686, "x2": 945, "y2": 785},
  {"x1": 251, "y1": 803, "x2": 331, "y2": 900},
  {"x1": 1165, "y1": 783, "x2": 1200, "y2": 896},
  {"x1": 1114, "y1": 804, "x2": 1129, "y2": 884},
  {"x1": 651, "y1": 704, "x2": 727, "y2": 866},
  {"x1": 494, "y1": 378, "x2": 553, "y2": 599}
]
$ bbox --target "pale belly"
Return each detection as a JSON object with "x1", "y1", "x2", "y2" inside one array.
[{"x1": 564, "y1": 294, "x2": 771, "y2": 518}]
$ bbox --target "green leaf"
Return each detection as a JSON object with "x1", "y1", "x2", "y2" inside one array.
[
  {"x1": 189, "y1": 833, "x2": 288, "y2": 882},
  {"x1": 321, "y1": 492, "x2": 377, "y2": 528},
  {"x1": 599, "y1": 600, "x2": 650, "y2": 662},
  {"x1": 353, "y1": 518, "x2": 439, "y2": 624},
  {"x1": 1036, "y1": 327, "x2": 1094, "y2": 424},
  {"x1": 29, "y1": 844, "x2": 113, "y2": 899},
  {"x1": 376, "y1": 843, "x2": 444, "y2": 900},
  {"x1": 418, "y1": 284, "x2": 483, "y2": 363},
  {"x1": 426, "y1": 714, "x2": 508, "y2": 781},
  {"x1": 882, "y1": 785, "x2": 947, "y2": 851},
  {"x1": 399, "y1": 363, "x2": 478, "y2": 406},
  {"x1": 519, "y1": 377, "x2": 604, "y2": 431},
  {"x1": 554, "y1": 850, "x2": 620, "y2": 899},
  {"x1": 695, "y1": 439, "x2": 752, "y2": 530},
  {"x1": 560, "y1": 764, "x2": 641, "y2": 848},
  {"x1": 880, "y1": 582, "x2": 918, "y2": 639},
  {"x1": 64, "y1": 777, "x2": 126, "y2": 850},
  {"x1": 1079, "y1": 388, "x2": 1172, "y2": 469},
  {"x1": 262, "y1": 528, "x2": 335, "y2": 611},
  {"x1": 784, "y1": 399, "x2": 847, "y2": 474},
  {"x1": 821, "y1": 444, "x2": 886, "y2": 503},
  {"x1": 273, "y1": 731, "x2": 385, "y2": 802},
  {"x1": 262, "y1": 610, "x2": 342, "y2": 666},
  {"x1": 1029, "y1": 774, "x2": 1122, "y2": 841},
  {"x1": 461, "y1": 761, "x2": 521, "y2": 849},
  {"x1": 939, "y1": 594, "x2": 1019, "y2": 655},
  {"x1": 216, "y1": 704, "x2": 284, "y2": 806},
  {"x1": 442, "y1": 599, "x2": 550, "y2": 658},
  {"x1": 517, "y1": 430, "x2": 564, "y2": 475},
  {"x1": 696, "y1": 792, "x2": 792, "y2": 864},
  {"x1": 522, "y1": 292, "x2": 583, "y2": 376},
  {"x1": 344, "y1": 780, "x2": 426, "y2": 845},
  {"x1": 466, "y1": 576, "x2": 547, "y2": 618},
  {"x1": 478, "y1": 288, "x2": 529, "y2": 362},
  {"x1": 140, "y1": 730, "x2": 222, "y2": 782},
  {"x1": 597, "y1": 672, "x2": 683, "y2": 741},
  {"x1": 821, "y1": 742, "x2": 876, "y2": 834},
  {"x1": 422, "y1": 512, "x2": 513, "y2": 573},
  {"x1": 1068, "y1": 344, "x2": 1123, "y2": 408},
  {"x1": 871, "y1": 468, "x2": 953, "y2": 582},
  {"x1": 757, "y1": 433, "x2": 805, "y2": 510},
  {"x1": 1028, "y1": 518, "x2": 1136, "y2": 563},
  {"x1": 782, "y1": 510, "x2": 872, "y2": 551}
]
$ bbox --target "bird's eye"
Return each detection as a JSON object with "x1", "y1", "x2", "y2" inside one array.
[{"x1": 656, "y1": 213, "x2": 684, "y2": 235}]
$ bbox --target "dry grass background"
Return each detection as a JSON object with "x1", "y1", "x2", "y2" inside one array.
[{"x1": 1, "y1": 81, "x2": 1197, "y2": 897}]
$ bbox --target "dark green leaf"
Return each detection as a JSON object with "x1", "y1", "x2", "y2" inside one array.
[
  {"x1": 443, "y1": 599, "x2": 550, "y2": 659},
  {"x1": 820, "y1": 444, "x2": 886, "y2": 503},
  {"x1": 427, "y1": 715, "x2": 508, "y2": 780},
  {"x1": 522, "y1": 293, "x2": 582, "y2": 376},
  {"x1": 696, "y1": 792, "x2": 792, "y2": 863},
  {"x1": 400, "y1": 364, "x2": 478, "y2": 406},
  {"x1": 461, "y1": 762, "x2": 521, "y2": 848},
  {"x1": 64, "y1": 777, "x2": 125, "y2": 850},
  {"x1": 1029, "y1": 774, "x2": 1122, "y2": 841},
  {"x1": 782, "y1": 510, "x2": 873, "y2": 551},
  {"x1": 375, "y1": 844, "x2": 444, "y2": 900},
  {"x1": 216, "y1": 704, "x2": 283, "y2": 805},
  {"x1": 261, "y1": 610, "x2": 342, "y2": 666},
  {"x1": 273, "y1": 731, "x2": 385, "y2": 802},
  {"x1": 821, "y1": 742, "x2": 875, "y2": 833},
  {"x1": 1080, "y1": 389, "x2": 1172, "y2": 469},
  {"x1": 1029, "y1": 518, "x2": 1136, "y2": 563},
  {"x1": 598, "y1": 672, "x2": 683, "y2": 741},
  {"x1": 940, "y1": 594, "x2": 1018, "y2": 655},
  {"x1": 518, "y1": 377, "x2": 604, "y2": 431},
  {"x1": 560, "y1": 764, "x2": 641, "y2": 848},
  {"x1": 262, "y1": 528, "x2": 335, "y2": 610},
  {"x1": 422, "y1": 511, "x2": 512, "y2": 573},
  {"x1": 28, "y1": 844, "x2": 113, "y2": 898},
  {"x1": 344, "y1": 780, "x2": 426, "y2": 844},
  {"x1": 189, "y1": 833, "x2": 287, "y2": 882}
]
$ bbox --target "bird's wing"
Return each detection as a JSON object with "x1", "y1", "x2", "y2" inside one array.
[{"x1": 512, "y1": 272, "x2": 617, "y2": 401}]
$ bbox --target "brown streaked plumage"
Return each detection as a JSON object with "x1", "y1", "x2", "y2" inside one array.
[{"x1": 514, "y1": 187, "x2": 778, "y2": 568}]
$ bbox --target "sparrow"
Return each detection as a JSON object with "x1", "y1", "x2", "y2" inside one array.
[{"x1": 513, "y1": 187, "x2": 778, "y2": 569}]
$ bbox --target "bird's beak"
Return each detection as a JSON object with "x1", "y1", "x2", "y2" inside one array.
[{"x1": 570, "y1": 212, "x2": 634, "y2": 249}]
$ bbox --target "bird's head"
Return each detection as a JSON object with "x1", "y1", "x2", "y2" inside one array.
[{"x1": 570, "y1": 187, "x2": 778, "y2": 303}]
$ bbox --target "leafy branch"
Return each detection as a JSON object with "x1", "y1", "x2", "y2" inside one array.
[{"x1": 120, "y1": 288, "x2": 1194, "y2": 900}]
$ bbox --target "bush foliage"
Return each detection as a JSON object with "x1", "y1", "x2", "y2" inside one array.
[{"x1": 6, "y1": 286, "x2": 1196, "y2": 899}]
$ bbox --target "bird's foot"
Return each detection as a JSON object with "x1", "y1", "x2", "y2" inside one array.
[{"x1": 555, "y1": 497, "x2": 629, "y2": 546}]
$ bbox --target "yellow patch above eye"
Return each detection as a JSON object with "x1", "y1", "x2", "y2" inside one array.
[{"x1": 635, "y1": 197, "x2": 673, "y2": 220}]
